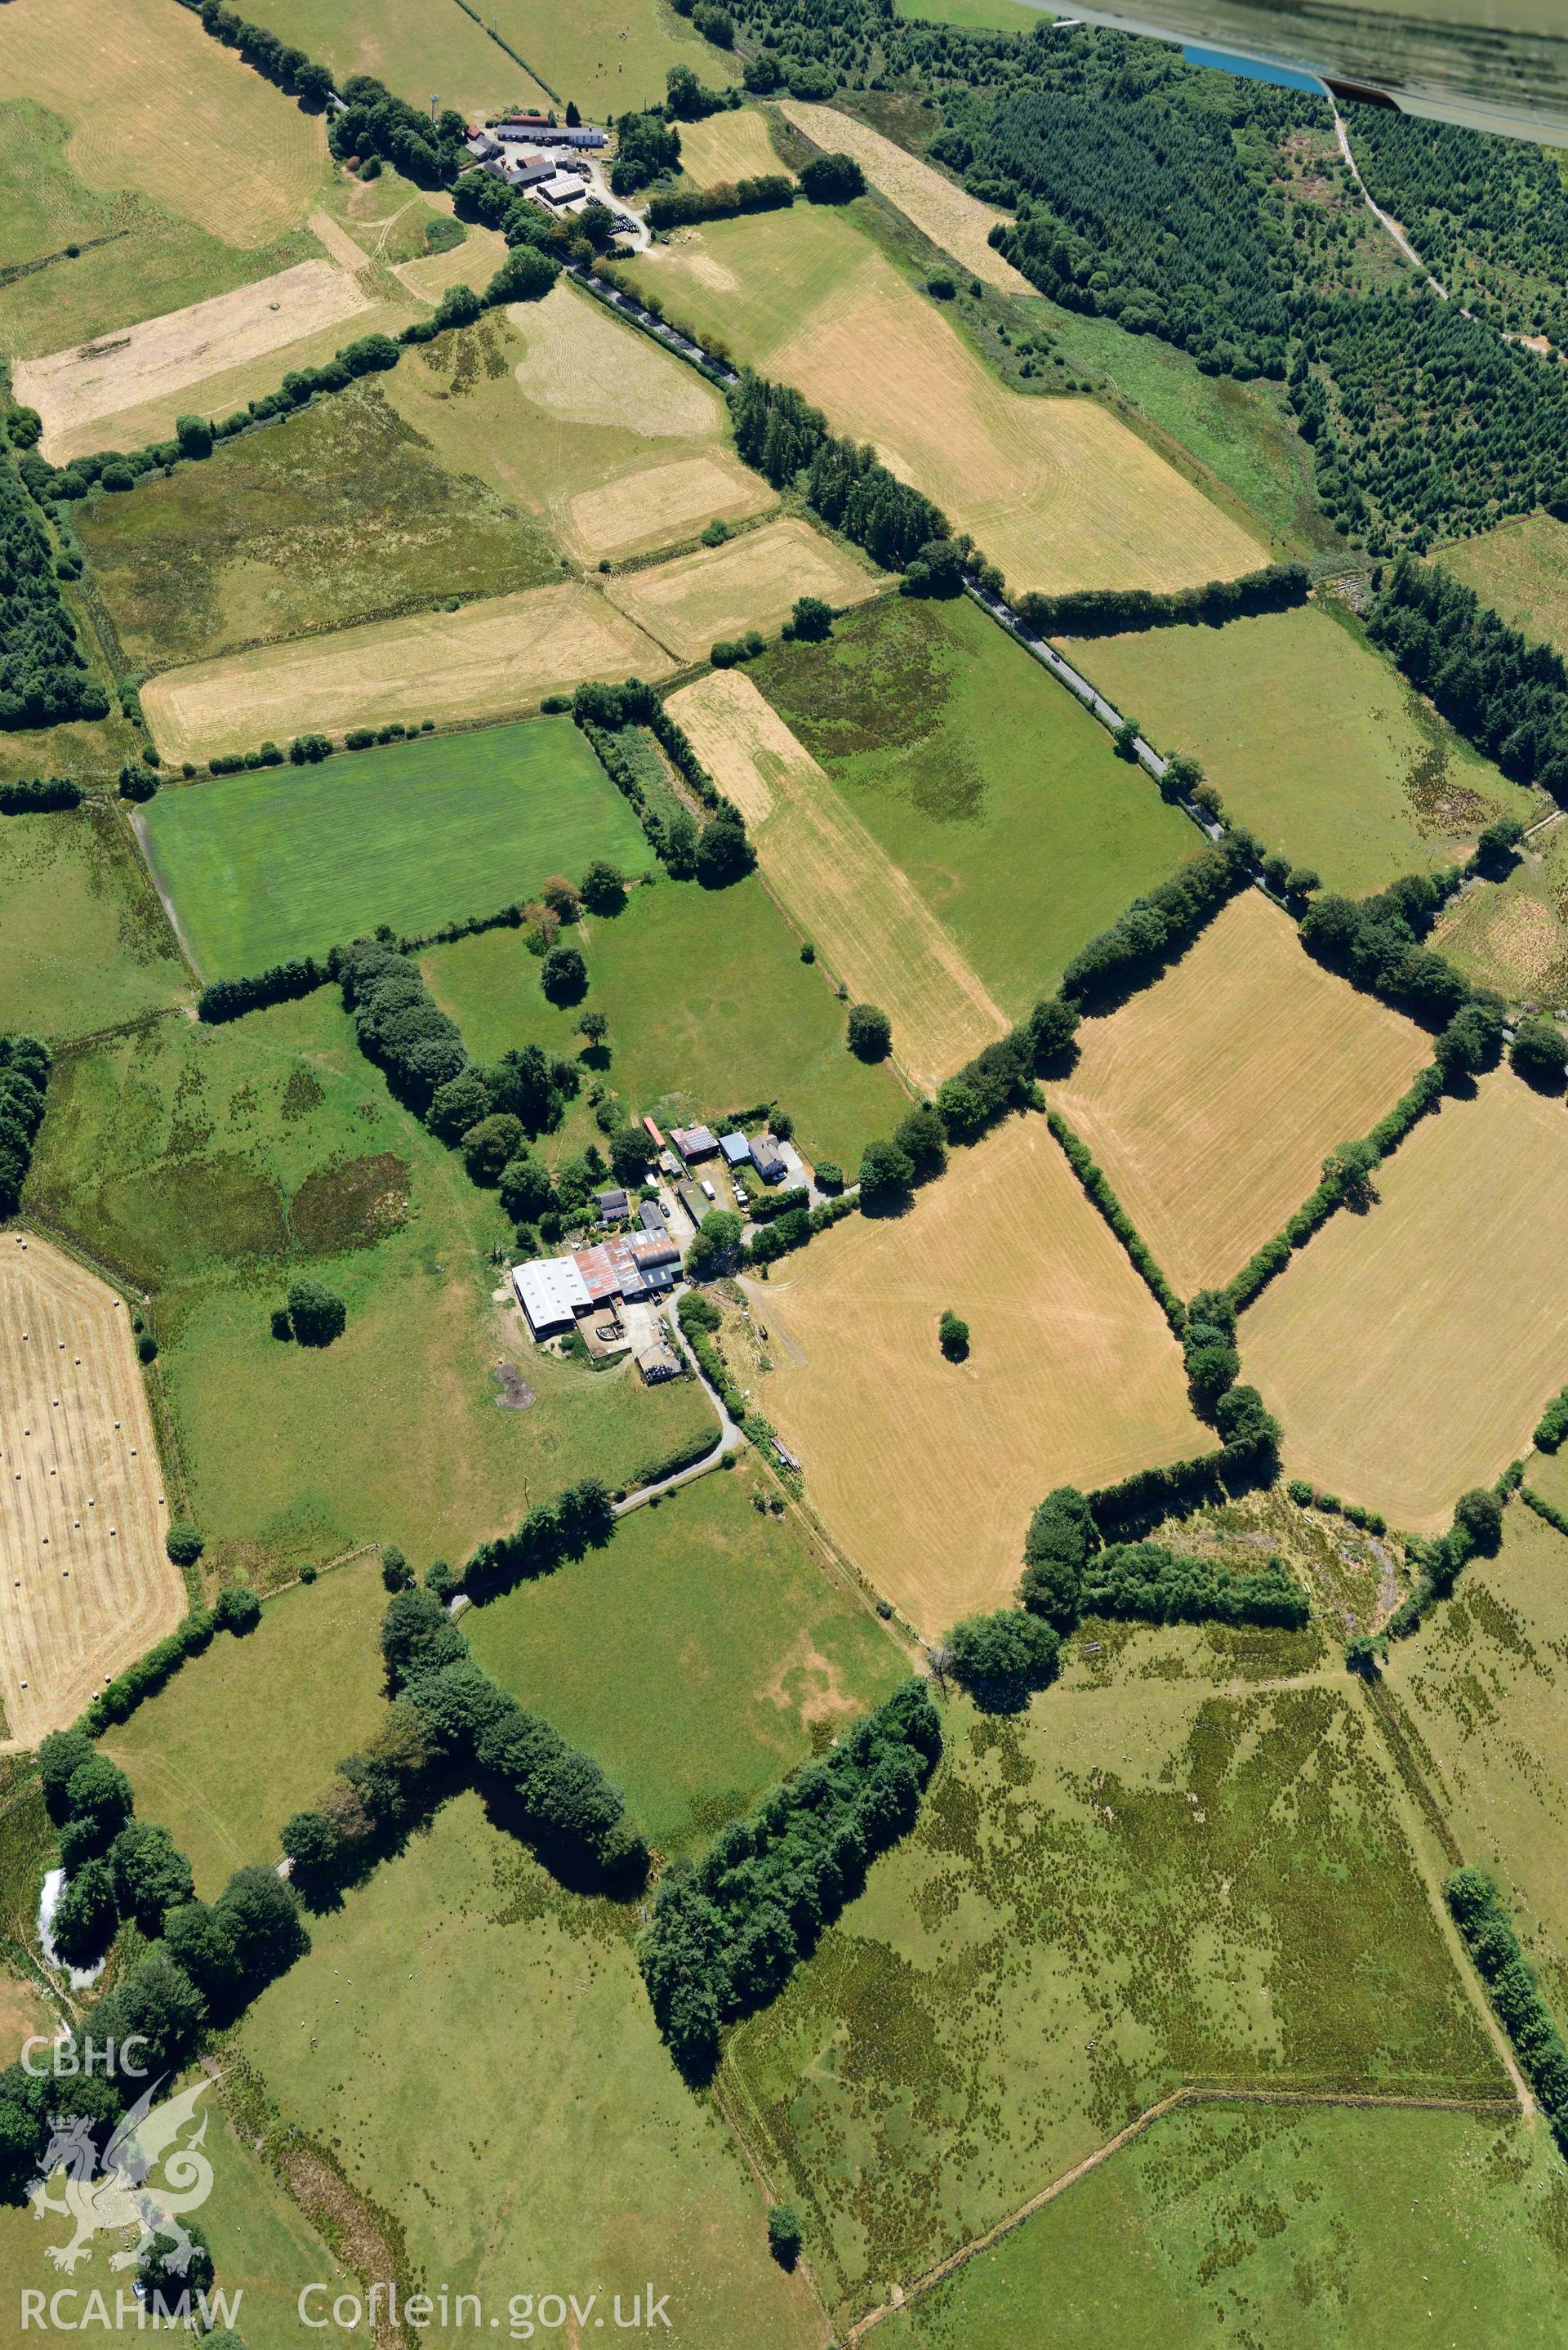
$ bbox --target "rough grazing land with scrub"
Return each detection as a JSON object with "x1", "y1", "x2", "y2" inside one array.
[
  {"x1": 668, "y1": 668, "x2": 1009, "y2": 1091},
  {"x1": 140, "y1": 583, "x2": 671, "y2": 762},
  {"x1": 754, "y1": 1115, "x2": 1210, "y2": 1630},
  {"x1": 0, "y1": 1235, "x2": 185, "y2": 1746},
  {"x1": 1390, "y1": 1502, "x2": 1568, "y2": 2000},
  {"x1": 238, "y1": 1793, "x2": 817, "y2": 2349},
  {"x1": 1060, "y1": 891, "x2": 1432, "y2": 1294},
  {"x1": 105, "y1": 1558, "x2": 390, "y2": 1895},
  {"x1": 728, "y1": 1671, "x2": 1506, "y2": 2330},
  {"x1": 1432, "y1": 816, "x2": 1568, "y2": 1006},
  {"x1": 1437, "y1": 511, "x2": 1568, "y2": 660},
  {"x1": 420, "y1": 872, "x2": 906, "y2": 1172},
  {"x1": 751, "y1": 593, "x2": 1198, "y2": 1022},
  {"x1": 24, "y1": 997, "x2": 711, "y2": 1582},
  {"x1": 140, "y1": 718, "x2": 652, "y2": 979},
  {"x1": 779, "y1": 100, "x2": 1028, "y2": 292},
  {"x1": 16, "y1": 259, "x2": 370, "y2": 463},
  {"x1": 0, "y1": 0, "x2": 326, "y2": 251},
  {"x1": 76, "y1": 378, "x2": 559, "y2": 667},
  {"x1": 466, "y1": 1457, "x2": 907, "y2": 1856},
  {"x1": 1241, "y1": 1072, "x2": 1568, "y2": 1530},
  {"x1": 1076, "y1": 604, "x2": 1535, "y2": 896},
  {"x1": 604, "y1": 517, "x2": 881, "y2": 662},
  {"x1": 882, "y1": 2102, "x2": 1568, "y2": 2350},
  {"x1": 0, "y1": 804, "x2": 189, "y2": 1042},
  {"x1": 629, "y1": 204, "x2": 1263, "y2": 595}
]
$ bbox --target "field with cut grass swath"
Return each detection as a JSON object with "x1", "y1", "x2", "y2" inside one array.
[
  {"x1": 104, "y1": 1557, "x2": 390, "y2": 1895},
  {"x1": 1075, "y1": 604, "x2": 1536, "y2": 896},
  {"x1": 383, "y1": 290, "x2": 775, "y2": 567},
  {"x1": 420, "y1": 868, "x2": 906, "y2": 1171},
  {"x1": 754, "y1": 1113, "x2": 1211, "y2": 1630},
  {"x1": 24, "y1": 994, "x2": 711, "y2": 1583},
  {"x1": 75, "y1": 378, "x2": 558, "y2": 665},
  {"x1": 668, "y1": 667, "x2": 1008, "y2": 1092},
  {"x1": 0, "y1": 801, "x2": 189, "y2": 1041},
  {"x1": 751, "y1": 592, "x2": 1198, "y2": 1023},
  {"x1": 728, "y1": 1664, "x2": 1507, "y2": 2329},
  {"x1": 1240, "y1": 1071, "x2": 1568, "y2": 1531},
  {"x1": 677, "y1": 106, "x2": 791, "y2": 191},
  {"x1": 140, "y1": 717, "x2": 651, "y2": 978},
  {"x1": 1059, "y1": 890, "x2": 1432, "y2": 1294},
  {"x1": 626, "y1": 203, "x2": 1264, "y2": 596},
  {"x1": 466, "y1": 1456, "x2": 908, "y2": 1857},
  {"x1": 140, "y1": 582, "x2": 671, "y2": 763},
  {"x1": 0, "y1": 0, "x2": 326, "y2": 252},
  {"x1": 605, "y1": 516, "x2": 880, "y2": 662},
  {"x1": 237, "y1": 1792, "x2": 817, "y2": 2348},
  {"x1": 1437, "y1": 511, "x2": 1568, "y2": 660}
]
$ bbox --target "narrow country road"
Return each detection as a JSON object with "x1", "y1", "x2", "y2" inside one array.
[{"x1": 612, "y1": 1304, "x2": 746, "y2": 1518}]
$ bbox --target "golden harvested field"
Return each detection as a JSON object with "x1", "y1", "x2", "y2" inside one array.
[
  {"x1": 1241, "y1": 1071, "x2": 1568, "y2": 1532},
  {"x1": 677, "y1": 107, "x2": 792, "y2": 190},
  {"x1": 570, "y1": 455, "x2": 773, "y2": 561},
  {"x1": 511, "y1": 282, "x2": 720, "y2": 437},
  {"x1": 605, "y1": 515, "x2": 880, "y2": 660},
  {"x1": 753, "y1": 1114, "x2": 1211, "y2": 1632},
  {"x1": 779, "y1": 99, "x2": 1027, "y2": 292},
  {"x1": 0, "y1": 0, "x2": 325, "y2": 248},
  {"x1": 17, "y1": 260, "x2": 374, "y2": 463},
  {"x1": 142, "y1": 582, "x2": 672, "y2": 761},
  {"x1": 391, "y1": 223, "x2": 509, "y2": 304},
  {"x1": 668, "y1": 669, "x2": 1008, "y2": 1088},
  {"x1": 1060, "y1": 891, "x2": 1431, "y2": 1293},
  {"x1": 0, "y1": 1233, "x2": 184, "y2": 1747},
  {"x1": 631, "y1": 206, "x2": 1264, "y2": 595}
]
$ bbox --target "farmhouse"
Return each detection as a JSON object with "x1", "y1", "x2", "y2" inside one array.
[
  {"x1": 596, "y1": 1186, "x2": 630, "y2": 1225},
  {"x1": 751, "y1": 1133, "x2": 788, "y2": 1184}
]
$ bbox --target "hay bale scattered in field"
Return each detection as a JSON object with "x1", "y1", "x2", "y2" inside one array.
[{"x1": 0, "y1": 1234, "x2": 184, "y2": 1746}]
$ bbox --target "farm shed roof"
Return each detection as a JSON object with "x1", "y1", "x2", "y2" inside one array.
[
  {"x1": 639, "y1": 1200, "x2": 669, "y2": 1233},
  {"x1": 512, "y1": 1257, "x2": 591, "y2": 1336},
  {"x1": 719, "y1": 1132, "x2": 751, "y2": 1166},
  {"x1": 672, "y1": 1124, "x2": 719, "y2": 1159}
]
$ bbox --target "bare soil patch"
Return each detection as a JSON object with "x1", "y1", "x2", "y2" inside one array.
[
  {"x1": 18, "y1": 259, "x2": 372, "y2": 462},
  {"x1": 0, "y1": 1233, "x2": 184, "y2": 1746}
]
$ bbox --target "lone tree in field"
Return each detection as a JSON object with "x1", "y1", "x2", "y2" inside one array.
[
  {"x1": 800, "y1": 152, "x2": 865, "y2": 204},
  {"x1": 579, "y1": 858, "x2": 626, "y2": 916},
  {"x1": 846, "y1": 1002, "x2": 892, "y2": 1062},
  {"x1": 578, "y1": 1009, "x2": 609, "y2": 1058},
  {"x1": 786, "y1": 595, "x2": 833, "y2": 643},
  {"x1": 284, "y1": 1279, "x2": 346, "y2": 1348},
  {"x1": 767, "y1": 2205, "x2": 803, "y2": 2269},
  {"x1": 541, "y1": 943, "x2": 589, "y2": 1006},
  {"x1": 938, "y1": 1309, "x2": 969, "y2": 1362},
  {"x1": 1511, "y1": 1014, "x2": 1568, "y2": 1091}
]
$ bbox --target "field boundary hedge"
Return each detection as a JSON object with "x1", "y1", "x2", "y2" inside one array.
[
  {"x1": 1044, "y1": 1106, "x2": 1184, "y2": 1333},
  {"x1": 1015, "y1": 562, "x2": 1309, "y2": 640},
  {"x1": 1446, "y1": 1866, "x2": 1568, "y2": 2150}
]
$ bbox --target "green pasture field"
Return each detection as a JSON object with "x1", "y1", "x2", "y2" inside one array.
[
  {"x1": 897, "y1": 0, "x2": 1046, "y2": 24},
  {"x1": 724, "y1": 1663, "x2": 1504, "y2": 2327},
  {"x1": 0, "y1": 801, "x2": 189, "y2": 1041},
  {"x1": 237, "y1": 1790, "x2": 819, "y2": 2350},
  {"x1": 1432, "y1": 815, "x2": 1568, "y2": 1006},
  {"x1": 478, "y1": 0, "x2": 742, "y2": 115},
  {"x1": 233, "y1": 0, "x2": 550, "y2": 120},
  {"x1": 1437, "y1": 511, "x2": 1568, "y2": 658},
  {"x1": 0, "y1": 98, "x2": 318, "y2": 362},
  {"x1": 1075, "y1": 602, "x2": 1536, "y2": 896},
  {"x1": 103, "y1": 1558, "x2": 390, "y2": 1896},
  {"x1": 138, "y1": 719, "x2": 653, "y2": 979},
  {"x1": 749, "y1": 595, "x2": 1196, "y2": 1018},
  {"x1": 465, "y1": 1459, "x2": 908, "y2": 1856},
  {"x1": 419, "y1": 869, "x2": 908, "y2": 1171},
  {"x1": 1388, "y1": 1498, "x2": 1568, "y2": 2004},
  {"x1": 75, "y1": 380, "x2": 559, "y2": 668},
  {"x1": 24, "y1": 992, "x2": 711, "y2": 1580},
  {"x1": 0, "y1": 2095, "x2": 354, "y2": 2349},
  {"x1": 882, "y1": 2103, "x2": 1568, "y2": 2348}
]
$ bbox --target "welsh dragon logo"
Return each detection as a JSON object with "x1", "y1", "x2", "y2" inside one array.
[{"x1": 29, "y1": 2076, "x2": 215, "y2": 2280}]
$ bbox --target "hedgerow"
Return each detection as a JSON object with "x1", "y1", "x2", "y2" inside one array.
[{"x1": 1447, "y1": 1867, "x2": 1568, "y2": 2149}]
